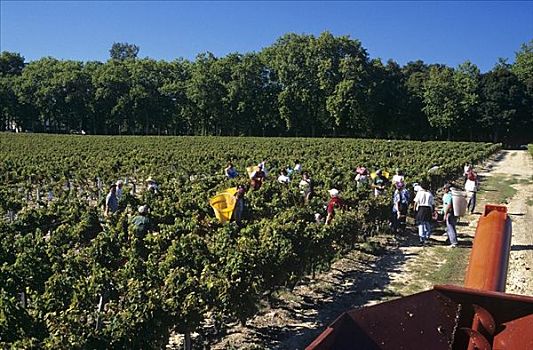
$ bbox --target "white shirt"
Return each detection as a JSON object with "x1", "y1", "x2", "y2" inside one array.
[
  {"x1": 414, "y1": 190, "x2": 434, "y2": 208},
  {"x1": 356, "y1": 174, "x2": 368, "y2": 182},
  {"x1": 299, "y1": 179, "x2": 311, "y2": 193},
  {"x1": 465, "y1": 179, "x2": 477, "y2": 192},
  {"x1": 278, "y1": 175, "x2": 291, "y2": 184},
  {"x1": 392, "y1": 174, "x2": 404, "y2": 184},
  {"x1": 294, "y1": 163, "x2": 302, "y2": 172},
  {"x1": 116, "y1": 187, "x2": 123, "y2": 200}
]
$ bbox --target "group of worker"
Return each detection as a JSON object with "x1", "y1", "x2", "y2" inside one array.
[
  {"x1": 104, "y1": 159, "x2": 479, "y2": 241},
  {"x1": 224, "y1": 161, "x2": 408, "y2": 226},
  {"x1": 225, "y1": 160, "x2": 315, "y2": 225},
  {"x1": 410, "y1": 163, "x2": 479, "y2": 247},
  {"x1": 104, "y1": 177, "x2": 159, "y2": 238}
]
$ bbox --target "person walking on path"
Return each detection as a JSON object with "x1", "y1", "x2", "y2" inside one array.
[
  {"x1": 442, "y1": 184, "x2": 458, "y2": 247},
  {"x1": 105, "y1": 184, "x2": 119, "y2": 216},
  {"x1": 413, "y1": 182, "x2": 434, "y2": 244},
  {"x1": 465, "y1": 165, "x2": 479, "y2": 214},
  {"x1": 391, "y1": 181, "x2": 410, "y2": 233}
]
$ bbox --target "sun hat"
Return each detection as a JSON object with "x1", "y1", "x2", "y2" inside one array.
[
  {"x1": 413, "y1": 182, "x2": 422, "y2": 192},
  {"x1": 328, "y1": 188, "x2": 339, "y2": 197},
  {"x1": 116, "y1": 180, "x2": 124, "y2": 186},
  {"x1": 138, "y1": 205, "x2": 148, "y2": 214}
]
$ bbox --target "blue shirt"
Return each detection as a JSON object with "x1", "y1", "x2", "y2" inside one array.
[
  {"x1": 442, "y1": 192, "x2": 452, "y2": 214},
  {"x1": 106, "y1": 192, "x2": 118, "y2": 212}
]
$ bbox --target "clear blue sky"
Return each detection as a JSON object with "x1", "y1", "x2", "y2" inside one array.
[{"x1": 1, "y1": 1, "x2": 532, "y2": 72}]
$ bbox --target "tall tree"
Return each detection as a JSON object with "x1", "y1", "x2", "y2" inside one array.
[
  {"x1": 92, "y1": 60, "x2": 132, "y2": 134},
  {"x1": 0, "y1": 52, "x2": 26, "y2": 131},
  {"x1": 158, "y1": 59, "x2": 192, "y2": 135},
  {"x1": 185, "y1": 52, "x2": 227, "y2": 135},
  {"x1": 402, "y1": 60, "x2": 434, "y2": 139},
  {"x1": 128, "y1": 59, "x2": 173, "y2": 134},
  {"x1": 263, "y1": 33, "x2": 323, "y2": 136},
  {"x1": 366, "y1": 59, "x2": 409, "y2": 138},
  {"x1": 317, "y1": 33, "x2": 370, "y2": 136},
  {"x1": 109, "y1": 42, "x2": 140, "y2": 61},
  {"x1": 454, "y1": 61, "x2": 480, "y2": 140},
  {"x1": 422, "y1": 66, "x2": 460, "y2": 139},
  {"x1": 511, "y1": 39, "x2": 533, "y2": 95},
  {"x1": 478, "y1": 64, "x2": 528, "y2": 143},
  {"x1": 0, "y1": 51, "x2": 25, "y2": 76},
  {"x1": 16, "y1": 58, "x2": 92, "y2": 132},
  {"x1": 221, "y1": 53, "x2": 280, "y2": 136}
]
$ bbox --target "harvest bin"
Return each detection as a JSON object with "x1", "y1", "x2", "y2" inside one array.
[
  {"x1": 209, "y1": 187, "x2": 238, "y2": 223},
  {"x1": 306, "y1": 204, "x2": 533, "y2": 349},
  {"x1": 451, "y1": 189, "x2": 468, "y2": 217}
]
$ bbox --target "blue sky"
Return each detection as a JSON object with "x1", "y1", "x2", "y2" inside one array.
[{"x1": 1, "y1": 1, "x2": 532, "y2": 72}]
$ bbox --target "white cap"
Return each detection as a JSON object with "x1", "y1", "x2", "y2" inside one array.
[
  {"x1": 328, "y1": 188, "x2": 339, "y2": 197},
  {"x1": 138, "y1": 205, "x2": 148, "y2": 214},
  {"x1": 413, "y1": 183, "x2": 422, "y2": 192}
]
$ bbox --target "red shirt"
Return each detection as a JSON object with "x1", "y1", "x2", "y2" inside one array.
[
  {"x1": 327, "y1": 197, "x2": 344, "y2": 215},
  {"x1": 467, "y1": 170, "x2": 477, "y2": 181}
]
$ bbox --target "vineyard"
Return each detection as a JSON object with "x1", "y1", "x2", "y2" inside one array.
[{"x1": 0, "y1": 133, "x2": 500, "y2": 348}]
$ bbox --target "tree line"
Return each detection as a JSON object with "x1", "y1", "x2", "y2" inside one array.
[{"x1": 0, "y1": 33, "x2": 531, "y2": 143}]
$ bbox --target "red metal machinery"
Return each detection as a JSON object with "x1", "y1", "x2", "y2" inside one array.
[{"x1": 307, "y1": 205, "x2": 533, "y2": 349}]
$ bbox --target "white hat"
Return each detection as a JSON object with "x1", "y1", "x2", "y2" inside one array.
[
  {"x1": 116, "y1": 180, "x2": 124, "y2": 186},
  {"x1": 413, "y1": 183, "x2": 422, "y2": 192},
  {"x1": 328, "y1": 188, "x2": 339, "y2": 197},
  {"x1": 138, "y1": 205, "x2": 148, "y2": 214},
  {"x1": 146, "y1": 177, "x2": 155, "y2": 183}
]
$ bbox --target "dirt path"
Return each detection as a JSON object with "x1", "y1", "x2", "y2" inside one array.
[
  {"x1": 488, "y1": 150, "x2": 533, "y2": 295},
  {"x1": 183, "y1": 150, "x2": 533, "y2": 350}
]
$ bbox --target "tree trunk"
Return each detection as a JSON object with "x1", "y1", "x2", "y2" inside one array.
[{"x1": 183, "y1": 331, "x2": 192, "y2": 350}]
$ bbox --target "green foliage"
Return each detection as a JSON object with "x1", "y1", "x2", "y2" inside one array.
[
  {"x1": 2, "y1": 37, "x2": 532, "y2": 143},
  {"x1": 0, "y1": 134, "x2": 500, "y2": 347},
  {"x1": 422, "y1": 66, "x2": 461, "y2": 136},
  {"x1": 109, "y1": 42, "x2": 140, "y2": 61}
]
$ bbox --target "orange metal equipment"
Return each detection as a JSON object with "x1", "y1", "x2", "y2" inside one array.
[
  {"x1": 464, "y1": 204, "x2": 512, "y2": 292},
  {"x1": 306, "y1": 204, "x2": 533, "y2": 349}
]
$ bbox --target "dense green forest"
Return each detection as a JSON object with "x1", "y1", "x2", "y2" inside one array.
[{"x1": 1, "y1": 32, "x2": 531, "y2": 142}]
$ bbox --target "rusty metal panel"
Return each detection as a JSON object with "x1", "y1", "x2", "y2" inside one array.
[{"x1": 306, "y1": 289, "x2": 460, "y2": 350}]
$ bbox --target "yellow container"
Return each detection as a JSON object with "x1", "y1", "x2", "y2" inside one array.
[
  {"x1": 210, "y1": 187, "x2": 238, "y2": 223},
  {"x1": 370, "y1": 171, "x2": 390, "y2": 180},
  {"x1": 246, "y1": 166, "x2": 260, "y2": 179}
]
